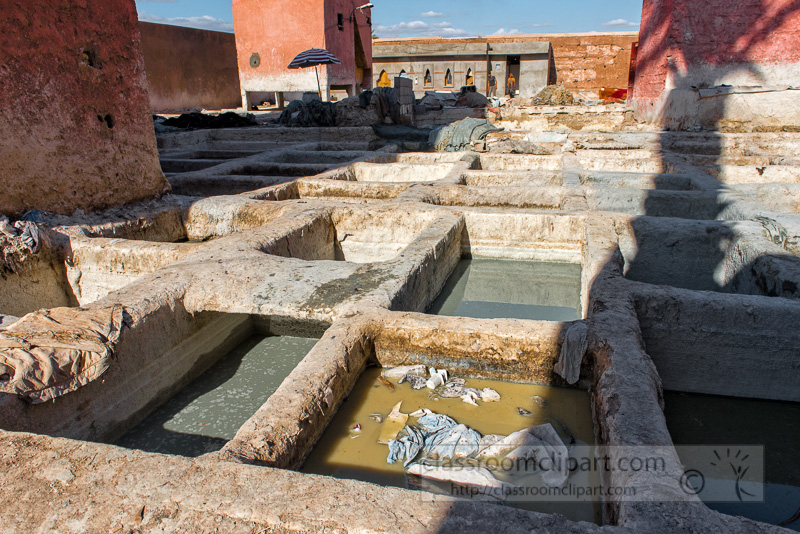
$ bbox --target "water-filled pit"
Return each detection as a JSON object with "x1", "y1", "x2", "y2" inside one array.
[
  {"x1": 116, "y1": 334, "x2": 319, "y2": 457},
  {"x1": 427, "y1": 259, "x2": 582, "y2": 321},
  {"x1": 303, "y1": 367, "x2": 599, "y2": 523},
  {"x1": 664, "y1": 391, "x2": 800, "y2": 531}
]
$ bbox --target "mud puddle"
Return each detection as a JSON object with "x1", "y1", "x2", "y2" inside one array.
[{"x1": 303, "y1": 367, "x2": 599, "y2": 523}]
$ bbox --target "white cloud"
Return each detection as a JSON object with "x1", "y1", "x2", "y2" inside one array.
[
  {"x1": 420, "y1": 11, "x2": 446, "y2": 18},
  {"x1": 374, "y1": 20, "x2": 472, "y2": 38},
  {"x1": 601, "y1": 18, "x2": 640, "y2": 29},
  {"x1": 137, "y1": 13, "x2": 234, "y2": 33},
  {"x1": 492, "y1": 28, "x2": 520, "y2": 35},
  {"x1": 531, "y1": 23, "x2": 552, "y2": 28}
]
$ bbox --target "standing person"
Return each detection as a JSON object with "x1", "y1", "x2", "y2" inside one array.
[
  {"x1": 507, "y1": 72, "x2": 517, "y2": 97},
  {"x1": 487, "y1": 73, "x2": 497, "y2": 98}
]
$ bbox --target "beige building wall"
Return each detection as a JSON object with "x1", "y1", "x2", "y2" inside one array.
[
  {"x1": 373, "y1": 39, "x2": 552, "y2": 99},
  {"x1": 374, "y1": 33, "x2": 639, "y2": 99},
  {"x1": 376, "y1": 57, "x2": 489, "y2": 94}
]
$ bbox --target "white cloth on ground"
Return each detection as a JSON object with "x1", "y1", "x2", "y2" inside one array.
[{"x1": 477, "y1": 423, "x2": 570, "y2": 487}]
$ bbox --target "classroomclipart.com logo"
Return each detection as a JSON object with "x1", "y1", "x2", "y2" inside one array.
[{"x1": 679, "y1": 446, "x2": 764, "y2": 503}]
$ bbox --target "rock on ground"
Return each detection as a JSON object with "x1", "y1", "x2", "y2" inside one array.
[{"x1": 533, "y1": 85, "x2": 576, "y2": 106}]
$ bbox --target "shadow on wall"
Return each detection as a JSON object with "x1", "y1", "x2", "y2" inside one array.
[
  {"x1": 114, "y1": 335, "x2": 262, "y2": 457},
  {"x1": 634, "y1": 0, "x2": 800, "y2": 130},
  {"x1": 138, "y1": 22, "x2": 242, "y2": 113},
  {"x1": 631, "y1": 0, "x2": 800, "y2": 297},
  {"x1": 565, "y1": 1, "x2": 800, "y2": 530}
]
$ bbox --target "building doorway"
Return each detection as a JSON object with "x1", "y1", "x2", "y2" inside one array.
[
  {"x1": 506, "y1": 55, "x2": 520, "y2": 96},
  {"x1": 353, "y1": 18, "x2": 371, "y2": 91},
  {"x1": 377, "y1": 70, "x2": 391, "y2": 87}
]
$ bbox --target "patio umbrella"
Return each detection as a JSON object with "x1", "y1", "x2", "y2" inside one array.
[{"x1": 287, "y1": 48, "x2": 341, "y2": 97}]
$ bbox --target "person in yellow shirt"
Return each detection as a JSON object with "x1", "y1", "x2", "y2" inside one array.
[{"x1": 507, "y1": 72, "x2": 517, "y2": 97}]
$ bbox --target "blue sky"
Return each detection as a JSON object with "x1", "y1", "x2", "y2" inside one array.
[{"x1": 135, "y1": 0, "x2": 644, "y2": 36}]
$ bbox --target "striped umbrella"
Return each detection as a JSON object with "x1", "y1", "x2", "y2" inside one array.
[{"x1": 288, "y1": 48, "x2": 341, "y2": 97}]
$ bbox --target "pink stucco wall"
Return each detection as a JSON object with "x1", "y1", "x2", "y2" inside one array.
[
  {"x1": 233, "y1": 0, "x2": 373, "y2": 101},
  {"x1": 632, "y1": 0, "x2": 800, "y2": 122},
  {"x1": 233, "y1": 0, "x2": 325, "y2": 95},
  {"x1": 324, "y1": 0, "x2": 373, "y2": 88}
]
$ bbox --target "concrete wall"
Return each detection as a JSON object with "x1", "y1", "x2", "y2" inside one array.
[
  {"x1": 374, "y1": 33, "x2": 638, "y2": 98},
  {"x1": 632, "y1": 0, "x2": 800, "y2": 129},
  {"x1": 633, "y1": 285, "x2": 800, "y2": 402},
  {"x1": 232, "y1": 0, "x2": 372, "y2": 106},
  {"x1": 0, "y1": 0, "x2": 169, "y2": 217},
  {"x1": 373, "y1": 39, "x2": 551, "y2": 98},
  {"x1": 138, "y1": 22, "x2": 241, "y2": 112}
]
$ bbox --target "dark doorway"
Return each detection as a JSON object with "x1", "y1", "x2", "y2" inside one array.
[
  {"x1": 353, "y1": 18, "x2": 370, "y2": 91},
  {"x1": 506, "y1": 55, "x2": 521, "y2": 96}
]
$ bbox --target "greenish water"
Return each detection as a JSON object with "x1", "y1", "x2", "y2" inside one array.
[
  {"x1": 116, "y1": 335, "x2": 318, "y2": 457},
  {"x1": 428, "y1": 259, "x2": 582, "y2": 321},
  {"x1": 664, "y1": 391, "x2": 800, "y2": 531}
]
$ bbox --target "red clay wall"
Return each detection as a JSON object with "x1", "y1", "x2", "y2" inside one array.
[
  {"x1": 0, "y1": 0, "x2": 168, "y2": 217},
  {"x1": 502, "y1": 33, "x2": 638, "y2": 96},
  {"x1": 632, "y1": 0, "x2": 800, "y2": 126},
  {"x1": 139, "y1": 22, "x2": 241, "y2": 112},
  {"x1": 324, "y1": 0, "x2": 373, "y2": 89}
]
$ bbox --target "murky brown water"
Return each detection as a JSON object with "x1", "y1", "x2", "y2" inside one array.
[
  {"x1": 427, "y1": 259, "x2": 582, "y2": 321},
  {"x1": 303, "y1": 367, "x2": 600, "y2": 523}
]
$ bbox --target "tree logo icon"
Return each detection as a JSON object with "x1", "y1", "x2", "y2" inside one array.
[
  {"x1": 710, "y1": 448, "x2": 756, "y2": 502},
  {"x1": 678, "y1": 446, "x2": 762, "y2": 503}
]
